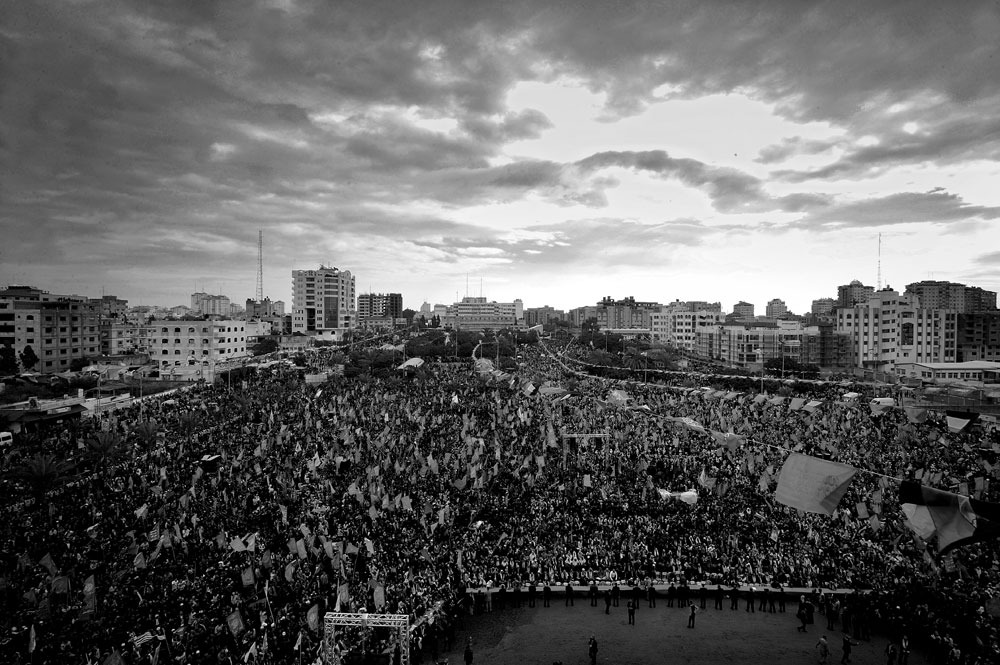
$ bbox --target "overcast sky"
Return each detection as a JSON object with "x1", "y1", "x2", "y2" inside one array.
[{"x1": 3, "y1": 0, "x2": 1000, "y2": 314}]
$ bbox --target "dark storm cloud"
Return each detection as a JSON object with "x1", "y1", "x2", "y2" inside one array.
[
  {"x1": 2, "y1": 0, "x2": 999, "y2": 299},
  {"x1": 772, "y1": 113, "x2": 1000, "y2": 182},
  {"x1": 574, "y1": 151, "x2": 830, "y2": 213},
  {"x1": 791, "y1": 190, "x2": 1000, "y2": 230},
  {"x1": 528, "y1": 1, "x2": 1000, "y2": 122}
]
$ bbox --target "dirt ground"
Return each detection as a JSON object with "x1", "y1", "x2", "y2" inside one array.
[{"x1": 438, "y1": 601, "x2": 927, "y2": 665}]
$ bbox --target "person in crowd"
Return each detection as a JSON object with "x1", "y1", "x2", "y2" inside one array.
[{"x1": 2, "y1": 336, "x2": 999, "y2": 664}]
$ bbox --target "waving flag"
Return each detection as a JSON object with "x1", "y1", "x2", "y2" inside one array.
[
  {"x1": 900, "y1": 480, "x2": 1000, "y2": 553},
  {"x1": 774, "y1": 453, "x2": 856, "y2": 515}
]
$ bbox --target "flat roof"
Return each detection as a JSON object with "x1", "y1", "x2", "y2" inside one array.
[{"x1": 897, "y1": 361, "x2": 1000, "y2": 370}]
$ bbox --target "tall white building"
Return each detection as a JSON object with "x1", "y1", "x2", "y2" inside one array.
[
  {"x1": 835, "y1": 289, "x2": 957, "y2": 374},
  {"x1": 439, "y1": 296, "x2": 524, "y2": 331},
  {"x1": 650, "y1": 304, "x2": 725, "y2": 350},
  {"x1": 291, "y1": 266, "x2": 356, "y2": 336},
  {"x1": 765, "y1": 298, "x2": 788, "y2": 318},
  {"x1": 190, "y1": 293, "x2": 231, "y2": 316}
]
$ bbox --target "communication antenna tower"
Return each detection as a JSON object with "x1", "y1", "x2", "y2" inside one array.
[
  {"x1": 256, "y1": 229, "x2": 264, "y2": 302},
  {"x1": 876, "y1": 233, "x2": 882, "y2": 291}
]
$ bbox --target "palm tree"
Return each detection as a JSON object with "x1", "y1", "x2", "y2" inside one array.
[
  {"x1": 176, "y1": 411, "x2": 201, "y2": 444},
  {"x1": 131, "y1": 420, "x2": 160, "y2": 451},
  {"x1": 622, "y1": 350, "x2": 648, "y2": 381},
  {"x1": 86, "y1": 431, "x2": 123, "y2": 469},
  {"x1": 7, "y1": 453, "x2": 75, "y2": 507}
]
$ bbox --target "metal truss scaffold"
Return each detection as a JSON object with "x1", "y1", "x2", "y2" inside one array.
[{"x1": 323, "y1": 612, "x2": 410, "y2": 665}]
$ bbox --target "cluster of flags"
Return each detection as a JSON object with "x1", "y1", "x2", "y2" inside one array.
[
  {"x1": 550, "y1": 349, "x2": 1000, "y2": 558},
  {"x1": 769, "y1": 450, "x2": 1000, "y2": 555}
]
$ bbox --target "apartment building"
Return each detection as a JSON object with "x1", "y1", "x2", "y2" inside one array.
[
  {"x1": 244, "y1": 297, "x2": 286, "y2": 319},
  {"x1": 568, "y1": 296, "x2": 660, "y2": 330},
  {"x1": 439, "y1": 296, "x2": 524, "y2": 331},
  {"x1": 811, "y1": 298, "x2": 836, "y2": 315},
  {"x1": 693, "y1": 320, "x2": 851, "y2": 371},
  {"x1": 524, "y1": 306, "x2": 565, "y2": 327},
  {"x1": 89, "y1": 295, "x2": 129, "y2": 321},
  {"x1": 837, "y1": 280, "x2": 875, "y2": 308},
  {"x1": 0, "y1": 286, "x2": 101, "y2": 373},
  {"x1": 956, "y1": 311, "x2": 1000, "y2": 362},
  {"x1": 835, "y1": 289, "x2": 957, "y2": 374},
  {"x1": 905, "y1": 280, "x2": 997, "y2": 313},
  {"x1": 731, "y1": 301, "x2": 755, "y2": 321},
  {"x1": 650, "y1": 303, "x2": 725, "y2": 350},
  {"x1": 357, "y1": 293, "x2": 403, "y2": 320},
  {"x1": 147, "y1": 320, "x2": 248, "y2": 367},
  {"x1": 190, "y1": 293, "x2": 231, "y2": 317},
  {"x1": 99, "y1": 320, "x2": 150, "y2": 356},
  {"x1": 291, "y1": 266, "x2": 356, "y2": 337},
  {"x1": 765, "y1": 298, "x2": 789, "y2": 318}
]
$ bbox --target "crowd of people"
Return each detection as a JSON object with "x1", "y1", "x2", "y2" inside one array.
[{"x1": 1, "y1": 336, "x2": 999, "y2": 664}]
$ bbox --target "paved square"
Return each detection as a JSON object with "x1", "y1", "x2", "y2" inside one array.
[{"x1": 440, "y1": 603, "x2": 927, "y2": 665}]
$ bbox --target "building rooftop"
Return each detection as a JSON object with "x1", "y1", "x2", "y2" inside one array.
[{"x1": 898, "y1": 361, "x2": 1000, "y2": 370}]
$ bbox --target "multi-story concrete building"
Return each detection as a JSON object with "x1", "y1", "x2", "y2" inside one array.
[
  {"x1": 905, "y1": 280, "x2": 997, "y2": 313},
  {"x1": 811, "y1": 298, "x2": 836, "y2": 315},
  {"x1": 835, "y1": 289, "x2": 957, "y2": 375},
  {"x1": 650, "y1": 303, "x2": 725, "y2": 350},
  {"x1": 439, "y1": 296, "x2": 524, "y2": 331},
  {"x1": 357, "y1": 293, "x2": 403, "y2": 321},
  {"x1": 765, "y1": 298, "x2": 788, "y2": 318},
  {"x1": 148, "y1": 320, "x2": 248, "y2": 368},
  {"x1": 693, "y1": 320, "x2": 851, "y2": 371},
  {"x1": 190, "y1": 293, "x2": 231, "y2": 317},
  {"x1": 89, "y1": 295, "x2": 129, "y2": 321},
  {"x1": 99, "y1": 321, "x2": 150, "y2": 356},
  {"x1": 245, "y1": 297, "x2": 286, "y2": 319},
  {"x1": 0, "y1": 286, "x2": 101, "y2": 373},
  {"x1": 567, "y1": 305, "x2": 600, "y2": 327},
  {"x1": 291, "y1": 266, "x2": 356, "y2": 337},
  {"x1": 524, "y1": 306, "x2": 565, "y2": 327},
  {"x1": 956, "y1": 311, "x2": 1000, "y2": 363},
  {"x1": 837, "y1": 280, "x2": 875, "y2": 308},
  {"x1": 569, "y1": 296, "x2": 660, "y2": 330},
  {"x1": 683, "y1": 301, "x2": 723, "y2": 313},
  {"x1": 732, "y1": 301, "x2": 755, "y2": 321}
]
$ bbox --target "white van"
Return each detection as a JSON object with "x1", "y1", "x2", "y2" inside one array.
[
  {"x1": 0, "y1": 431, "x2": 13, "y2": 448},
  {"x1": 870, "y1": 397, "x2": 897, "y2": 408}
]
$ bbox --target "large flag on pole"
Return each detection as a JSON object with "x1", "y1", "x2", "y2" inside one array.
[
  {"x1": 945, "y1": 410, "x2": 978, "y2": 434},
  {"x1": 899, "y1": 480, "x2": 1000, "y2": 553},
  {"x1": 774, "y1": 453, "x2": 857, "y2": 515}
]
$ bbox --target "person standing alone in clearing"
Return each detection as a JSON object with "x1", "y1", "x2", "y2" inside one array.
[{"x1": 688, "y1": 602, "x2": 697, "y2": 628}]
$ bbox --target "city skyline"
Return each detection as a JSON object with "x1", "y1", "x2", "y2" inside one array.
[{"x1": 3, "y1": 1, "x2": 1000, "y2": 313}]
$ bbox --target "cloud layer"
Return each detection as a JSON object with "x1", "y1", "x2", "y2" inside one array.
[{"x1": 1, "y1": 0, "x2": 999, "y2": 309}]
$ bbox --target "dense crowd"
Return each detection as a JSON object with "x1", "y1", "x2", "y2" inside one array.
[{"x1": 1, "y1": 338, "x2": 999, "y2": 665}]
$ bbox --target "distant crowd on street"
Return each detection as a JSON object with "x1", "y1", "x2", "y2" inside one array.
[{"x1": 1, "y1": 335, "x2": 998, "y2": 665}]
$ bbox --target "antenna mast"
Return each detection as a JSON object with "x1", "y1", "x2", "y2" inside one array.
[
  {"x1": 876, "y1": 233, "x2": 882, "y2": 291},
  {"x1": 256, "y1": 230, "x2": 264, "y2": 302}
]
